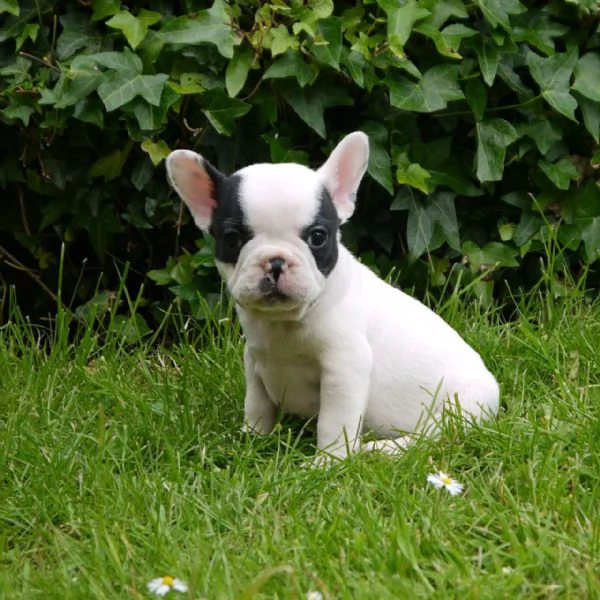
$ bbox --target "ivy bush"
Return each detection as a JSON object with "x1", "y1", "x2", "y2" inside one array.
[{"x1": 1, "y1": 0, "x2": 599, "y2": 331}]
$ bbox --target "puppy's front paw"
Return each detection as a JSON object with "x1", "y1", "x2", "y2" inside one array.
[
  {"x1": 304, "y1": 451, "x2": 344, "y2": 469},
  {"x1": 242, "y1": 418, "x2": 274, "y2": 436}
]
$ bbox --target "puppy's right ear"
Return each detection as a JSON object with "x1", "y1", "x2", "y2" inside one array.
[{"x1": 166, "y1": 150, "x2": 225, "y2": 233}]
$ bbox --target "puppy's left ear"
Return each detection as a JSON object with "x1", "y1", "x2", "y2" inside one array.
[
  {"x1": 166, "y1": 149, "x2": 225, "y2": 233},
  {"x1": 317, "y1": 131, "x2": 369, "y2": 223}
]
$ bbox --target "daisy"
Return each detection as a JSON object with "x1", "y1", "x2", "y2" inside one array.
[
  {"x1": 306, "y1": 593, "x2": 324, "y2": 600},
  {"x1": 427, "y1": 471, "x2": 464, "y2": 496},
  {"x1": 147, "y1": 575, "x2": 188, "y2": 596}
]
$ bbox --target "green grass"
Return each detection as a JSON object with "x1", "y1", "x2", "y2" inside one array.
[{"x1": 0, "y1": 293, "x2": 599, "y2": 600}]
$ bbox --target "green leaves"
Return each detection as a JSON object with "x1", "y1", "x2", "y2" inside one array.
[
  {"x1": 158, "y1": 0, "x2": 237, "y2": 58},
  {"x1": 572, "y1": 53, "x2": 600, "y2": 103},
  {"x1": 387, "y1": 66, "x2": 464, "y2": 112},
  {"x1": 311, "y1": 18, "x2": 342, "y2": 70},
  {"x1": 201, "y1": 89, "x2": 251, "y2": 136},
  {"x1": 1, "y1": 0, "x2": 600, "y2": 323},
  {"x1": 476, "y1": 119, "x2": 519, "y2": 182},
  {"x1": 106, "y1": 9, "x2": 161, "y2": 49},
  {"x1": 226, "y1": 45, "x2": 254, "y2": 98},
  {"x1": 527, "y1": 48, "x2": 579, "y2": 121},
  {"x1": 98, "y1": 72, "x2": 168, "y2": 113},
  {"x1": 279, "y1": 81, "x2": 352, "y2": 138},
  {"x1": 474, "y1": 0, "x2": 525, "y2": 30},
  {"x1": 463, "y1": 241, "x2": 519, "y2": 270}
]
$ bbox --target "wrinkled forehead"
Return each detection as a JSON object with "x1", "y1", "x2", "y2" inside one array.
[{"x1": 236, "y1": 163, "x2": 324, "y2": 233}]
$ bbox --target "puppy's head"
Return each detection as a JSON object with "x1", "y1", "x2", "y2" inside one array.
[{"x1": 166, "y1": 132, "x2": 369, "y2": 320}]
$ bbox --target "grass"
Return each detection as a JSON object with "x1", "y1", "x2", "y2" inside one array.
[{"x1": 0, "y1": 291, "x2": 599, "y2": 600}]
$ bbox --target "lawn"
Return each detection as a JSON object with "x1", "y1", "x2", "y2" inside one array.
[{"x1": 0, "y1": 291, "x2": 598, "y2": 599}]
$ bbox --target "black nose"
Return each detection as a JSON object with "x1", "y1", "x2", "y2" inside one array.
[{"x1": 269, "y1": 257, "x2": 286, "y2": 282}]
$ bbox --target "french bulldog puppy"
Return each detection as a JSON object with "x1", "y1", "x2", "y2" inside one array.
[{"x1": 166, "y1": 132, "x2": 499, "y2": 459}]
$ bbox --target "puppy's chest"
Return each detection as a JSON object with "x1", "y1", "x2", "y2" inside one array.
[{"x1": 246, "y1": 323, "x2": 322, "y2": 417}]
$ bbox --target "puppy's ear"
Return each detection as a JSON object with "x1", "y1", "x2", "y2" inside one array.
[
  {"x1": 317, "y1": 131, "x2": 369, "y2": 223},
  {"x1": 166, "y1": 150, "x2": 225, "y2": 232}
]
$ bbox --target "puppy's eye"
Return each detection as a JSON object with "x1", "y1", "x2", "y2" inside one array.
[
  {"x1": 306, "y1": 226, "x2": 329, "y2": 249},
  {"x1": 223, "y1": 231, "x2": 242, "y2": 251}
]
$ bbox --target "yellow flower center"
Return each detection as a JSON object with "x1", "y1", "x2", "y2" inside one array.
[
  {"x1": 441, "y1": 476, "x2": 452, "y2": 485},
  {"x1": 162, "y1": 576, "x2": 175, "y2": 587}
]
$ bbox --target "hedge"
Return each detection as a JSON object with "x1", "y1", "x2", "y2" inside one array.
[{"x1": 1, "y1": 0, "x2": 599, "y2": 333}]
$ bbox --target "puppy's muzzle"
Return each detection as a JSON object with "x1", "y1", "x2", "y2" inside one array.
[{"x1": 259, "y1": 256, "x2": 289, "y2": 300}]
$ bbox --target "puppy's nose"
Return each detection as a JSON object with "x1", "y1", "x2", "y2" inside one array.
[{"x1": 268, "y1": 257, "x2": 286, "y2": 282}]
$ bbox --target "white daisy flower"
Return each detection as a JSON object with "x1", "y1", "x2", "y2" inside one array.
[
  {"x1": 306, "y1": 593, "x2": 324, "y2": 600},
  {"x1": 147, "y1": 575, "x2": 188, "y2": 596},
  {"x1": 427, "y1": 471, "x2": 464, "y2": 496}
]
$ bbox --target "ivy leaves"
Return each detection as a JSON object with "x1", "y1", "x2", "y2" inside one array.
[{"x1": 1, "y1": 0, "x2": 600, "y2": 323}]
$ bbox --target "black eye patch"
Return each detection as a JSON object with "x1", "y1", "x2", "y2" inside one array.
[
  {"x1": 213, "y1": 218, "x2": 252, "y2": 264},
  {"x1": 210, "y1": 174, "x2": 254, "y2": 264},
  {"x1": 301, "y1": 187, "x2": 339, "y2": 277}
]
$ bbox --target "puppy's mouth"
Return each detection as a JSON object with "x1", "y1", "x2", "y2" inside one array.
[{"x1": 258, "y1": 277, "x2": 289, "y2": 303}]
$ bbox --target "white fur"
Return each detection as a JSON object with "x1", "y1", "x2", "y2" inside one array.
[{"x1": 166, "y1": 132, "x2": 500, "y2": 460}]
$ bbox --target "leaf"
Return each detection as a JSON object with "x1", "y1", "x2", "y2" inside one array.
[
  {"x1": 110, "y1": 313, "x2": 151, "y2": 344},
  {"x1": 133, "y1": 85, "x2": 179, "y2": 130},
  {"x1": 361, "y1": 121, "x2": 393, "y2": 194},
  {"x1": 73, "y1": 49, "x2": 143, "y2": 77},
  {"x1": 384, "y1": 0, "x2": 430, "y2": 48},
  {"x1": 513, "y1": 212, "x2": 542, "y2": 246},
  {"x1": 226, "y1": 44, "x2": 254, "y2": 98},
  {"x1": 269, "y1": 25, "x2": 298, "y2": 57},
  {"x1": 407, "y1": 203, "x2": 435, "y2": 260},
  {"x1": 415, "y1": 23, "x2": 477, "y2": 59},
  {"x1": 527, "y1": 49, "x2": 579, "y2": 121},
  {"x1": 578, "y1": 216, "x2": 600, "y2": 263},
  {"x1": 517, "y1": 120, "x2": 562, "y2": 155},
  {"x1": 497, "y1": 58, "x2": 534, "y2": 96},
  {"x1": 278, "y1": 81, "x2": 353, "y2": 138},
  {"x1": 396, "y1": 162, "x2": 432, "y2": 193},
  {"x1": 15, "y1": 23, "x2": 38, "y2": 50},
  {"x1": 141, "y1": 139, "x2": 171, "y2": 165},
  {"x1": 73, "y1": 97, "x2": 104, "y2": 128},
  {"x1": 472, "y1": 36, "x2": 500, "y2": 86},
  {"x1": 512, "y1": 11, "x2": 568, "y2": 56},
  {"x1": 0, "y1": 0, "x2": 51, "y2": 43},
  {"x1": 475, "y1": 118, "x2": 519, "y2": 182},
  {"x1": 310, "y1": 0, "x2": 334, "y2": 19},
  {"x1": 147, "y1": 268, "x2": 173, "y2": 286},
  {"x1": 98, "y1": 72, "x2": 168, "y2": 112},
  {"x1": 539, "y1": 158, "x2": 579, "y2": 190},
  {"x1": 463, "y1": 241, "x2": 519, "y2": 270},
  {"x1": 201, "y1": 89, "x2": 251, "y2": 136},
  {"x1": 466, "y1": 79, "x2": 487, "y2": 121},
  {"x1": 263, "y1": 134, "x2": 310, "y2": 164},
  {"x1": 576, "y1": 94, "x2": 600, "y2": 143},
  {"x1": 2, "y1": 105, "x2": 35, "y2": 125},
  {"x1": 572, "y1": 52, "x2": 600, "y2": 102},
  {"x1": 387, "y1": 65, "x2": 464, "y2": 112},
  {"x1": 340, "y1": 48, "x2": 365, "y2": 88},
  {"x1": 264, "y1": 50, "x2": 314, "y2": 88},
  {"x1": 91, "y1": 0, "x2": 120, "y2": 21},
  {"x1": 0, "y1": 0, "x2": 19, "y2": 15},
  {"x1": 56, "y1": 12, "x2": 101, "y2": 59},
  {"x1": 430, "y1": 192, "x2": 461, "y2": 250},
  {"x1": 158, "y1": 0, "x2": 236, "y2": 59},
  {"x1": 90, "y1": 141, "x2": 133, "y2": 180},
  {"x1": 474, "y1": 0, "x2": 526, "y2": 30},
  {"x1": 106, "y1": 9, "x2": 161, "y2": 49},
  {"x1": 311, "y1": 17, "x2": 342, "y2": 70}
]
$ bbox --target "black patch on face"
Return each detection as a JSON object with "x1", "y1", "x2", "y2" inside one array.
[
  {"x1": 208, "y1": 171, "x2": 253, "y2": 264},
  {"x1": 301, "y1": 187, "x2": 339, "y2": 276}
]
